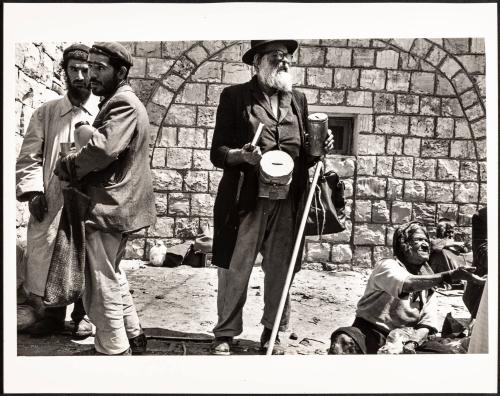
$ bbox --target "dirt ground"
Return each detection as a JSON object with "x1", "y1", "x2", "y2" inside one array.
[{"x1": 17, "y1": 260, "x2": 470, "y2": 356}]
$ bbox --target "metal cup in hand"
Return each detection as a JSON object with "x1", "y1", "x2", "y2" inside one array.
[
  {"x1": 59, "y1": 142, "x2": 73, "y2": 157},
  {"x1": 307, "y1": 113, "x2": 328, "y2": 156}
]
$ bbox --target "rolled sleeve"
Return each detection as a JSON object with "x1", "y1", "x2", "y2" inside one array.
[
  {"x1": 16, "y1": 108, "x2": 45, "y2": 198},
  {"x1": 74, "y1": 99, "x2": 137, "y2": 179},
  {"x1": 372, "y1": 259, "x2": 410, "y2": 298}
]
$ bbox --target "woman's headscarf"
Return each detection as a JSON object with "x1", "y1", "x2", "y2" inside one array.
[{"x1": 392, "y1": 221, "x2": 430, "y2": 264}]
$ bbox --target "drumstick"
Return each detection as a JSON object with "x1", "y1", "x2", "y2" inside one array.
[{"x1": 251, "y1": 122, "x2": 265, "y2": 147}]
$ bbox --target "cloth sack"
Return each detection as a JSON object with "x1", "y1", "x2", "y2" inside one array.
[
  {"x1": 163, "y1": 241, "x2": 192, "y2": 268},
  {"x1": 304, "y1": 170, "x2": 346, "y2": 237},
  {"x1": 43, "y1": 186, "x2": 91, "y2": 307}
]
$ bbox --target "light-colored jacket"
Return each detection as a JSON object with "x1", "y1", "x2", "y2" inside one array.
[{"x1": 16, "y1": 94, "x2": 99, "y2": 296}]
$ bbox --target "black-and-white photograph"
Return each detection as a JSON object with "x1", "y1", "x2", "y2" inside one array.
[{"x1": 4, "y1": 3, "x2": 498, "y2": 394}]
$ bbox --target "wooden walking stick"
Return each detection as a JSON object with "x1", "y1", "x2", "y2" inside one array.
[{"x1": 266, "y1": 160, "x2": 324, "y2": 355}]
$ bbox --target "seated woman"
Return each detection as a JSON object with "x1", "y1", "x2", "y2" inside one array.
[{"x1": 329, "y1": 221, "x2": 485, "y2": 354}]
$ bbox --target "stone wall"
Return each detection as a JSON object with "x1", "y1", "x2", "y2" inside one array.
[{"x1": 15, "y1": 39, "x2": 487, "y2": 268}]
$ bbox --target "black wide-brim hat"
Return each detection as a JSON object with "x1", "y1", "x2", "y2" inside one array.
[{"x1": 242, "y1": 40, "x2": 299, "y2": 65}]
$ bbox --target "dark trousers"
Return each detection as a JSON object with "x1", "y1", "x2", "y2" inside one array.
[
  {"x1": 44, "y1": 298, "x2": 86, "y2": 323},
  {"x1": 351, "y1": 317, "x2": 389, "y2": 354}
]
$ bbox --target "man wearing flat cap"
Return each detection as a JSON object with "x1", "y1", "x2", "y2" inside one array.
[
  {"x1": 16, "y1": 43, "x2": 99, "y2": 338},
  {"x1": 54, "y1": 42, "x2": 156, "y2": 355},
  {"x1": 210, "y1": 40, "x2": 334, "y2": 355}
]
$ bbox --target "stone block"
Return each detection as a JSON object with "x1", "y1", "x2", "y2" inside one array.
[
  {"x1": 441, "y1": 57, "x2": 461, "y2": 79},
  {"x1": 191, "y1": 61, "x2": 222, "y2": 83},
  {"x1": 354, "y1": 200, "x2": 372, "y2": 222},
  {"x1": 129, "y1": 57, "x2": 146, "y2": 78},
  {"x1": 151, "y1": 86, "x2": 174, "y2": 108},
  {"x1": 334, "y1": 68, "x2": 359, "y2": 89},
  {"x1": 325, "y1": 48, "x2": 352, "y2": 67},
  {"x1": 184, "y1": 171, "x2": 209, "y2": 192},
  {"x1": 178, "y1": 128, "x2": 206, "y2": 148},
  {"x1": 374, "y1": 93, "x2": 395, "y2": 113},
  {"x1": 187, "y1": 45, "x2": 209, "y2": 65},
  {"x1": 404, "y1": 180, "x2": 425, "y2": 201},
  {"x1": 475, "y1": 139, "x2": 486, "y2": 160},
  {"x1": 443, "y1": 38, "x2": 469, "y2": 54},
  {"x1": 454, "y1": 119, "x2": 471, "y2": 138},
  {"x1": 442, "y1": 98, "x2": 463, "y2": 117},
  {"x1": 460, "y1": 90, "x2": 479, "y2": 109},
  {"x1": 437, "y1": 159, "x2": 460, "y2": 180},
  {"x1": 124, "y1": 238, "x2": 145, "y2": 260},
  {"x1": 473, "y1": 75, "x2": 486, "y2": 98},
  {"x1": 479, "y1": 184, "x2": 487, "y2": 204},
  {"x1": 452, "y1": 72, "x2": 474, "y2": 94},
  {"x1": 450, "y1": 140, "x2": 475, "y2": 159},
  {"x1": 353, "y1": 49, "x2": 374, "y2": 67},
  {"x1": 343, "y1": 180, "x2": 354, "y2": 198},
  {"x1": 357, "y1": 115, "x2": 373, "y2": 133},
  {"x1": 357, "y1": 156, "x2": 376, "y2": 175},
  {"x1": 166, "y1": 147, "x2": 192, "y2": 169},
  {"x1": 159, "y1": 126, "x2": 177, "y2": 147},
  {"x1": 175, "y1": 217, "x2": 200, "y2": 239},
  {"x1": 298, "y1": 47, "x2": 325, "y2": 66},
  {"x1": 376, "y1": 50, "x2": 399, "y2": 69},
  {"x1": 154, "y1": 193, "x2": 169, "y2": 215},
  {"x1": 397, "y1": 94, "x2": 419, "y2": 114},
  {"x1": 386, "y1": 71, "x2": 410, "y2": 92},
  {"x1": 410, "y1": 117, "x2": 434, "y2": 137},
  {"x1": 202, "y1": 40, "x2": 226, "y2": 55},
  {"x1": 436, "y1": 118, "x2": 454, "y2": 139},
  {"x1": 391, "y1": 201, "x2": 412, "y2": 224},
  {"x1": 478, "y1": 161, "x2": 487, "y2": 182},
  {"x1": 393, "y1": 157, "x2": 414, "y2": 179},
  {"x1": 356, "y1": 177, "x2": 386, "y2": 198},
  {"x1": 436, "y1": 75, "x2": 455, "y2": 96},
  {"x1": 136, "y1": 42, "x2": 161, "y2": 57},
  {"x1": 400, "y1": 53, "x2": 419, "y2": 70},
  {"x1": 307, "y1": 67, "x2": 333, "y2": 88},
  {"x1": 386, "y1": 136, "x2": 403, "y2": 155},
  {"x1": 331, "y1": 245, "x2": 353, "y2": 263},
  {"x1": 193, "y1": 149, "x2": 213, "y2": 170},
  {"x1": 347, "y1": 91, "x2": 372, "y2": 107},
  {"x1": 348, "y1": 39, "x2": 371, "y2": 47},
  {"x1": 319, "y1": 90, "x2": 345, "y2": 105},
  {"x1": 331, "y1": 221, "x2": 353, "y2": 243},
  {"x1": 375, "y1": 115, "x2": 409, "y2": 135},
  {"x1": 325, "y1": 156, "x2": 355, "y2": 177},
  {"x1": 357, "y1": 135, "x2": 385, "y2": 155},
  {"x1": 372, "y1": 201, "x2": 390, "y2": 223},
  {"x1": 191, "y1": 193, "x2": 216, "y2": 216},
  {"x1": 146, "y1": 102, "x2": 167, "y2": 126},
  {"x1": 197, "y1": 106, "x2": 217, "y2": 128},
  {"x1": 459, "y1": 161, "x2": 478, "y2": 181},
  {"x1": 163, "y1": 74, "x2": 184, "y2": 91},
  {"x1": 206, "y1": 129, "x2": 214, "y2": 148},
  {"x1": 426, "y1": 181, "x2": 454, "y2": 202},
  {"x1": 437, "y1": 204, "x2": 459, "y2": 222},
  {"x1": 410, "y1": 72, "x2": 435, "y2": 94},
  {"x1": 455, "y1": 182, "x2": 479, "y2": 203},
  {"x1": 376, "y1": 156, "x2": 393, "y2": 176},
  {"x1": 222, "y1": 62, "x2": 251, "y2": 84},
  {"x1": 206, "y1": 84, "x2": 228, "y2": 106},
  {"x1": 354, "y1": 224, "x2": 385, "y2": 245},
  {"x1": 412, "y1": 203, "x2": 436, "y2": 224},
  {"x1": 209, "y1": 171, "x2": 222, "y2": 193},
  {"x1": 457, "y1": 55, "x2": 485, "y2": 74},
  {"x1": 306, "y1": 243, "x2": 331, "y2": 262},
  {"x1": 464, "y1": 104, "x2": 484, "y2": 122},
  {"x1": 162, "y1": 41, "x2": 193, "y2": 58},
  {"x1": 470, "y1": 38, "x2": 485, "y2": 53},
  {"x1": 373, "y1": 246, "x2": 393, "y2": 263},
  {"x1": 164, "y1": 104, "x2": 197, "y2": 126},
  {"x1": 353, "y1": 247, "x2": 373, "y2": 268},
  {"x1": 412, "y1": 39, "x2": 433, "y2": 57},
  {"x1": 421, "y1": 139, "x2": 449, "y2": 157},
  {"x1": 321, "y1": 39, "x2": 348, "y2": 46},
  {"x1": 152, "y1": 148, "x2": 166, "y2": 167},
  {"x1": 426, "y1": 46, "x2": 446, "y2": 67},
  {"x1": 129, "y1": 79, "x2": 156, "y2": 103},
  {"x1": 458, "y1": 204, "x2": 478, "y2": 226},
  {"x1": 360, "y1": 69, "x2": 386, "y2": 90},
  {"x1": 148, "y1": 216, "x2": 175, "y2": 238},
  {"x1": 387, "y1": 178, "x2": 403, "y2": 200},
  {"x1": 169, "y1": 193, "x2": 190, "y2": 216},
  {"x1": 414, "y1": 158, "x2": 436, "y2": 180},
  {"x1": 420, "y1": 97, "x2": 441, "y2": 116},
  {"x1": 175, "y1": 83, "x2": 206, "y2": 105},
  {"x1": 173, "y1": 57, "x2": 196, "y2": 79},
  {"x1": 295, "y1": 88, "x2": 319, "y2": 104},
  {"x1": 403, "y1": 137, "x2": 421, "y2": 156}
]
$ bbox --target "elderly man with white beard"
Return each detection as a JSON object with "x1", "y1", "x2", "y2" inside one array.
[{"x1": 209, "y1": 40, "x2": 334, "y2": 355}]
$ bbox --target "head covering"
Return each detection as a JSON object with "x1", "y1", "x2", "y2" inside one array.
[
  {"x1": 62, "y1": 43, "x2": 90, "y2": 63},
  {"x1": 330, "y1": 327, "x2": 367, "y2": 354},
  {"x1": 90, "y1": 42, "x2": 133, "y2": 67},
  {"x1": 242, "y1": 40, "x2": 298, "y2": 65},
  {"x1": 392, "y1": 221, "x2": 429, "y2": 263}
]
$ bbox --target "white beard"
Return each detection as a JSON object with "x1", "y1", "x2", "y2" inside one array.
[{"x1": 257, "y1": 59, "x2": 293, "y2": 92}]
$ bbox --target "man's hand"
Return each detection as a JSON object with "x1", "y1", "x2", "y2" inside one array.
[
  {"x1": 28, "y1": 192, "x2": 48, "y2": 222},
  {"x1": 54, "y1": 152, "x2": 77, "y2": 181},
  {"x1": 240, "y1": 143, "x2": 262, "y2": 165},
  {"x1": 451, "y1": 267, "x2": 487, "y2": 285},
  {"x1": 324, "y1": 129, "x2": 335, "y2": 152}
]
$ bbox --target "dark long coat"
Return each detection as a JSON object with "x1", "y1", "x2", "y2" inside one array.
[{"x1": 210, "y1": 76, "x2": 317, "y2": 270}]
